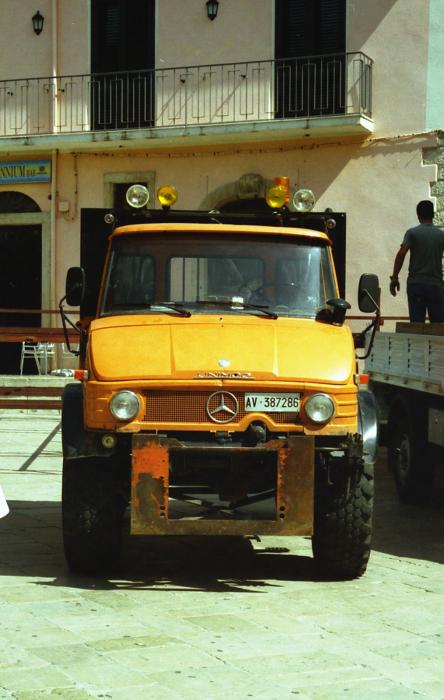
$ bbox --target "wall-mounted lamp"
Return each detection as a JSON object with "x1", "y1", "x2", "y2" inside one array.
[
  {"x1": 32, "y1": 10, "x2": 45, "y2": 35},
  {"x1": 206, "y1": 0, "x2": 219, "y2": 21}
]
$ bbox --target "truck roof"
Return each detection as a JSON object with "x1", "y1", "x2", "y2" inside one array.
[{"x1": 110, "y1": 222, "x2": 331, "y2": 244}]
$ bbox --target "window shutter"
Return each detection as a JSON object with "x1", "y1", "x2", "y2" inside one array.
[
  {"x1": 317, "y1": 0, "x2": 346, "y2": 54},
  {"x1": 276, "y1": 0, "x2": 314, "y2": 58},
  {"x1": 276, "y1": 0, "x2": 345, "y2": 58},
  {"x1": 92, "y1": 0, "x2": 123, "y2": 72}
]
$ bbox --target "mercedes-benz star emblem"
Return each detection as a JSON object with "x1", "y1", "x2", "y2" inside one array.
[
  {"x1": 218, "y1": 358, "x2": 230, "y2": 368},
  {"x1": 206, "y1": 391, "x2": 239, "y2": 424}
]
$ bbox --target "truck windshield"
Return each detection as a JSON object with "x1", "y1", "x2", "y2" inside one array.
[{"x1": 101, "y1": 233, "x2": 337, "y2": 318}]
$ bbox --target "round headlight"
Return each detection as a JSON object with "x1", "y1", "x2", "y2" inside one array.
[
  {"x1": 110, "y1": 391, "x2": 140, "y2": 421},
  {"x1": 293, "y1": 188, "x2": 316, "y2": 213},
  {"x1": 304, "y1": 393, "x2": 335, "y2": 423},
  {"x1": 126, "y1": 184, "x2": 150, "y2": 209}
]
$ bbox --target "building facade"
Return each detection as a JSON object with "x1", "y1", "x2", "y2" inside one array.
[{"x1": 0, "y1": 0, "x2": 443, "y2": 371}]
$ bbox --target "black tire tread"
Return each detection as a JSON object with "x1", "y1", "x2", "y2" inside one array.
[
  {"x1": 62, "y1": 458, "x2": 126, "y2": 573},
  {"x1": 312, "y1": 460, "x2": 374, "y2": 580},
  {"x1": 387, "y1": 397, "x2": 434, "y2": 505}
]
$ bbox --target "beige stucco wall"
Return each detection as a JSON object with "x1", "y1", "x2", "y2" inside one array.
[
  {"x1": 58, "y1": 1, "x2": 89, "y2": 76},
  {"x1": 347, "y1": 0, "x2": 430, "y2": 136},
  {"x1": 48, "y1": 133, "x2": 436, "y2": 328},
  {"x1": 0, "y1": 0, "x2": 53, "y2": 79},
  {"x1": 0, "y1": 0, "x2": 432, "y2": 136},
  {"x1": 0, "y1": 0, "x2": 440, "y2": 337},
  {"x1": 0, "y1": 0, "x2": 89, "y2": 80},
  {"x1": 156, "y1": 0, "x2": 273, "y2": 67}
]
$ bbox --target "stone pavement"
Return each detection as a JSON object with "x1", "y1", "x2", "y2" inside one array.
[{"x1": 0, "y1": 411, "x2": 443, "y2": 700}]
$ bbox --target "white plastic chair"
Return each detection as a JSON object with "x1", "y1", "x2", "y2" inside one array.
[
  {"x1": 20, "y1": 342, "x2": 55, "y2": 375},
  {"x1": 60, "y1": 343, "x2": 79, "y2": 368}
]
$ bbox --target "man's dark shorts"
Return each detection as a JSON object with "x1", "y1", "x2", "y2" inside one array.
[{"x1": 407, "y1": 282, "x2": 444, "y2": 323}]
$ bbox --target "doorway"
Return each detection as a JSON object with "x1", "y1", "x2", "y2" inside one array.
[
  {"x1": 91, "y1": 0, "x2": 155, "y2": 129},
  {"x1": 0, "y1": 193, "x2": 44, "y2": 374}
]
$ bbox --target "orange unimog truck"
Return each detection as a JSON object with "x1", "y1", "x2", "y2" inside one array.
[{"x1": 60, "y1": 181, "x2": 380, "y2": 579}]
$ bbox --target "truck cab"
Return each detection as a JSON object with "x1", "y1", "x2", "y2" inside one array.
[{"x1": 61, "y1": 183, "x2": 379, "y2": 579}]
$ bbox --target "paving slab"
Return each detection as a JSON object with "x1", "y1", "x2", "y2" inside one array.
[{"x1": 0, "y1": 412, "x2": 443, "y2": 699}]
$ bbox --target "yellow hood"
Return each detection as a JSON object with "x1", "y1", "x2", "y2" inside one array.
[{"x1": 89, "y1": 314, "x2": 355, "y2": 384}]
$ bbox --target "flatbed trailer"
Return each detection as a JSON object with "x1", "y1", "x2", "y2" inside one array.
[{"x1": 366, "y1": 323, "x2": 444, "y2": 502}]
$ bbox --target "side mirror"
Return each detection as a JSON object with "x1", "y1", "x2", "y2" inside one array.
[
  {"x1": 66, "y1": 267, "x2": 86, "y2": 307},
  {"x1": 358, "y1": 274, "x2": 380, "y2": 313}
]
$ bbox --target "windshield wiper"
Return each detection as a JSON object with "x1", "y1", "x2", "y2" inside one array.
[
  {"x1": 107, "y1": 302, "x2": 191, "y2": 317},
  {"x1": 192, "y1": 298, "x2": 278, "y2": 319},
  {"x1": 154, "y1": 301, "x2": 192, "y2": 317}
]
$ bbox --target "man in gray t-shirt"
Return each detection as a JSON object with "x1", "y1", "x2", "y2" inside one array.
[{"x1": 390, "y1": 200, "x2": 444, "y2": 322}]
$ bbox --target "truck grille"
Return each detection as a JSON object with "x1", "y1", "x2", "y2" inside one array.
[{"x1": 143, "y1": 390, "x2": 298, "y2": 424}]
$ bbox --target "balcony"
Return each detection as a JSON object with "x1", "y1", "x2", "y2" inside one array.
[{"x1": 0, "y1": 53, "x2": 373, "y2": 152}]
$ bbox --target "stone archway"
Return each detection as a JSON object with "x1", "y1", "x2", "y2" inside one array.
[{"x1": 199, "y1": 173, "x2": 273, "y2": 211}]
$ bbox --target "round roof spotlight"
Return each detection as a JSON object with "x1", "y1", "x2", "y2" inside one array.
[
  {"x1": 293, "y1": 188, "x2": 316, "y2": 213},
  {"x1": 126, "y1": 184, "x2": 150, "y2": 209},
  {"x1": 326, "y1": 218, "x2": 337, "y2": 230},
  {"x1": 266, "y1": 185, "x2": 288, "y2": 209},
  {"x1": 157, "y1": 185, "x2": 178, "y2": 209},
  {"x1": 104, "y1": 212, "x2": 115, "y2": 225}
]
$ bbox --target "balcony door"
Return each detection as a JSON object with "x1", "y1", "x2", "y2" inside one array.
[
  {"x1": 275, "y1": 0, "x2": 346, "y2": 118},
  {"x1": 91, "y1": 0, "x2": 155, "y2": 130}
]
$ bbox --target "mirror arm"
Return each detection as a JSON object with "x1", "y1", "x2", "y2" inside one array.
[
  {"x1": 58, "y1": 296, "x2": 81, "y2": 356},
  {"x1": 356, "y1": 310, "x2": 380, "y2": 360},
  {"x1": 363, "y1": 289, "x2": 381, "y2": 315}
]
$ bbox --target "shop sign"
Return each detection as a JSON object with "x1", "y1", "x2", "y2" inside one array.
[{"x1": 0, "y1": 160, "x2": 51, "y2": 184}]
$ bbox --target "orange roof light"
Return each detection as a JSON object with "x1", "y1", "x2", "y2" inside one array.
[
  {"x1": 266, "y1": 176, "x2": 291, "y2": 209},
  {"x1": 157, "y1": 185, "x2": 178, "y2": 209}
]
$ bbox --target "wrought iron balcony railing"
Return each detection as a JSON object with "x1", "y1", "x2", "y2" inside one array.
[{"x1": 0, "y1": 53, "x2": 372, "y2": 138}]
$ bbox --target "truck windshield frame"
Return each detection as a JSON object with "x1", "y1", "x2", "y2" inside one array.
[{"x1": 100, "y1": 232, "x2": 337, "y2": 319}]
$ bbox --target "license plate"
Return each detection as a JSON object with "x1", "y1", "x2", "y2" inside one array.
[{"x1": 244, "y1": 393, "x2": 300, "y2": 412}]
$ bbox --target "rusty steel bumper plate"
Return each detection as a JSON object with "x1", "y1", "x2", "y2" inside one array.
[{"x1": 131, "y1": 435, "x2": 314, "y2": 536}]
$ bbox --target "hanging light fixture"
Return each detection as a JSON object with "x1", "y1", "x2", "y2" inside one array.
[
  {"x1": 206, "y1": 0, "x2": 219, "y2": 21},
  {"x1": 32, "y1": 10, "x2": 45, "y2": 35}
]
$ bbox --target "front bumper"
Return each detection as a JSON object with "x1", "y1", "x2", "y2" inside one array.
[{"x1": 131, "y1": 434, "x2": 314, "y2": 536}]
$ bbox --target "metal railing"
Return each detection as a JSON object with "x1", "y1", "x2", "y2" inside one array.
[{"x1": 0, "y1": 52, "x2": 372, "y2": 138}]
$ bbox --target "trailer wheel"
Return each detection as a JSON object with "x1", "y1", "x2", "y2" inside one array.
[
  {"x1": 62, "y1": 458, "x2": 127, "y2": 573},
  {"x1": 388, "y1": 401, "x2": 434, "y2": 504},
  {"x1": 312, "y1": 458, "x2": 374, "y2": 580}
]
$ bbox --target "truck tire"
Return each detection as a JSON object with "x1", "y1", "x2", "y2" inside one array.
[
  {"x1": 312, "y1": 458, "x2": 374, "y2": 580},
  {"x1": 62, "y1": 457, "x2": 127, "y2": 573},
  {"x1": 387, "y1": 398, "x2": 434, "y2": 504},
  {"x1": 61, "y1": 383, "x2": 85, "y2": 459}
]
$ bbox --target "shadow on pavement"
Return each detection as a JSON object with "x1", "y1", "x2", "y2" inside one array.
[
  {"x1": 1, "y1": 448, "x2": 443, "y2": 591},
  {"x1": 1, "y1": 505, "x2": 316, "y2": 590},
  {"x1": 372, "y1": 449, "x2": 444, "y2": 565}
]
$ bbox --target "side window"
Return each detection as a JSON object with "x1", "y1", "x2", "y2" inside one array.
[
  {"x1": 275, "y1": 248, "x2": 323, "y2": 312},
  {"x1": 105, "y1": 254, "x2": 155, "y2": 308}
]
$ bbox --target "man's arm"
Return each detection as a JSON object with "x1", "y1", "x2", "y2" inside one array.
[{"x1": 390, "y1": 243, "x2": 409, "y2": 296}]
